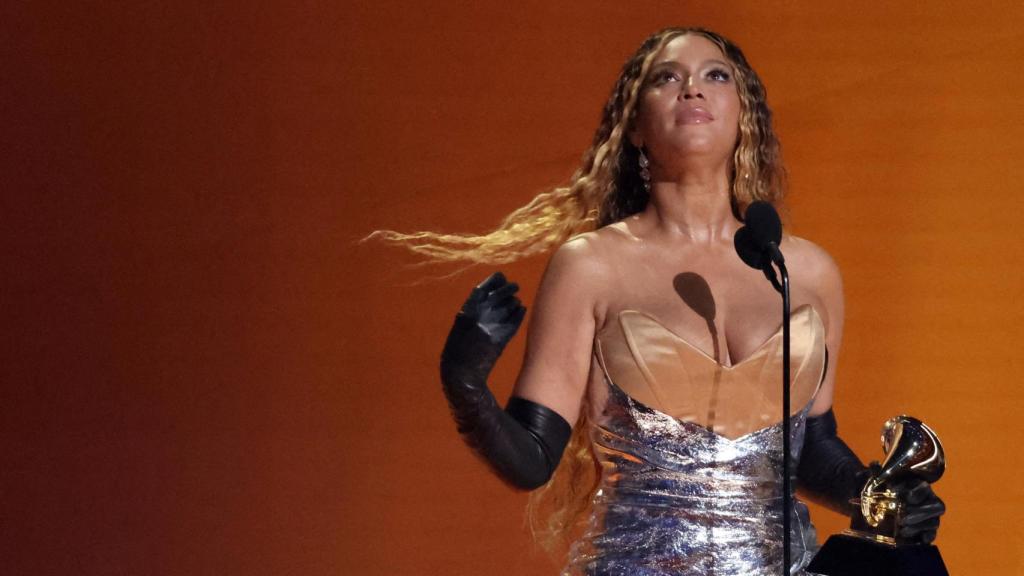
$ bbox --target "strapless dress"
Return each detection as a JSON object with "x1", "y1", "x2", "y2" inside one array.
[{"x1": 562, "y1": 305, "x2": 827, "y2": 576}]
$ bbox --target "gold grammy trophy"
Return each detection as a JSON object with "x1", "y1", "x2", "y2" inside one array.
[{"x1": 807, "y1": 416, "x2": 949, "y2": 576}]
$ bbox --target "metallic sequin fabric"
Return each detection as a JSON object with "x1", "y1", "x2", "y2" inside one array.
[{"x1": 563, "y1": 383, "x2": 818, "y2": 575}]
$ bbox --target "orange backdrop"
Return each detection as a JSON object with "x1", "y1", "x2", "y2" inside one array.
[{"x1": 3, "y1": 2, "x2": 1023, "y2": 575}]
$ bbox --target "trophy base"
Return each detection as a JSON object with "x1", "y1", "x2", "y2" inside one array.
[{"x1": 807, "y1": 534, "x2": 948, "y2": 576}]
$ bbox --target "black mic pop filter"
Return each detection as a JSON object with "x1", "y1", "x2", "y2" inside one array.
[
  {"x1": 745, "y1": 201, "x2": 782, "y2": 255},
  {"x1": 733, "y1": 227, "x2": 767, "y2": 269},
  {"x1": 734, "y1": 201, "x2": 783, "y2": 291}
]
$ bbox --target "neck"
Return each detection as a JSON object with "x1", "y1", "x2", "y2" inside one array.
[{"x1": 642, "y1": 165, "x2": 737, "y2": 243}]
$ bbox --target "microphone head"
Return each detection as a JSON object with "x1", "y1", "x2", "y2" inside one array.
[
  {"x1": 733, "y1": 227, "x2": 767, "y2": 270},
  {"x1": 745, "y1": 201, "x2": 782, "y2": 248}
]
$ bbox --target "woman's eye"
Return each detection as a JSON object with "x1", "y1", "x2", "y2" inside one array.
[
  {"x1": 652, "y1": 71, "x2": 680, "y2": 85},
  {"x1": 707, "y1": 68, "x2": 731, "y2": 82}
]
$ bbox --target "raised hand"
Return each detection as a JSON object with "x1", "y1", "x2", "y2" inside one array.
[
  {"x1": 438, "y1": 272, "x2": 570, "y2": 490},
  {"x1": 457, "y1": 271, "x2": 526, "y2": 352},
  {"x1": 441, "y1": 272, "x2": 526, "y2": 388}
]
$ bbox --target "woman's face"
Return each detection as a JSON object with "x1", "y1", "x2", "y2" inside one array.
[{"x1": 631, "y1": 34, "x2": 741, "y2": 171}]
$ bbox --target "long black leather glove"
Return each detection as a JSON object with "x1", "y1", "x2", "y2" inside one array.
[
  {"x1": 797, "y1": 409, "x2": 945, "y2": 544},
  {"x1": 439, "y1": 272, "x2": 572, "y2": 490}
]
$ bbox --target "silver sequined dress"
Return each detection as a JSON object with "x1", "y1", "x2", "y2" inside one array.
[{"x1": 563, "y1": 305, "x2": 827, "y2": 576}]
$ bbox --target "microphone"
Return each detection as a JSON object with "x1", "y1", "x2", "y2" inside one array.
[
  {"x1": 734, "y1": 201, "x2": 784, "y2": 291},
  {"x1": 736, "y1": 200, "x2": 784, "y2": 266}
]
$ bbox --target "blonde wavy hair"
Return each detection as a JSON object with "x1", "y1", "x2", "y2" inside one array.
[{"x1": 373, "y1": 27, "x2": 785, "y2": 554}]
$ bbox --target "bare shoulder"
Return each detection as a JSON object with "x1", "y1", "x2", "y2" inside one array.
[
  {"x1": 544, "y1": 226, "x2": 626, "y2": 285},
  {"x1": 548, "y1": 231, "x2": 609, "y2": 274},
  {"x1": 783, "y1": 239, "x2": 847, "y2": 415},
  {"x1": 782, "y1": 234, "x2": 845, "y2": 361},
  {"x1": 782, "y1": 234, "x2": 842, "y2": 292},
  {"x1": 535, "y1": 226, "x2": 627, "y2": 326}
]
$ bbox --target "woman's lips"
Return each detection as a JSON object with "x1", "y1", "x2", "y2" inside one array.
[{"x1": 677, "y1": 107, "x2": 714, "y2": 124}]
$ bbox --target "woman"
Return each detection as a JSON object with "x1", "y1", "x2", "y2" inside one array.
[{"x1": 379, "y1": 27, "x2": 943, "y2": 575}]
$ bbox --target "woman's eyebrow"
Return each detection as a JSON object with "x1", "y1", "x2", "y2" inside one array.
[{"x1": 651, "y1": 58, "x2": 732, "y2": 69}]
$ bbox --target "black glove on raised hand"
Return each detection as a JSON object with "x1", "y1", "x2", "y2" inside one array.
[
  {"x1": 440, "y1": 271, "x2": 571, "y2": 490},
  {"x1": 797, "y1": 409, "x2": 946, "y2": 544}
]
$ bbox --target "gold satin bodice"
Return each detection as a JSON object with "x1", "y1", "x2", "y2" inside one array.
[{"x1": 593, "y1": 304, "x2": 827, "y2": 440}]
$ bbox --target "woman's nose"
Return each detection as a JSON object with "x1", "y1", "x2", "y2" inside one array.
[{"x1": 682, "y1": 76, "x2": 704, "y2": 100}]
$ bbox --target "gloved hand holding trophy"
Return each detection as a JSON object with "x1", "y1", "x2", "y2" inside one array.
[
  {"x1": 850, "y1": 416, "x2": 946, "y2": 545},
  {"x1": 808, "y1": 416, "x2": 949, "y2": 576}
]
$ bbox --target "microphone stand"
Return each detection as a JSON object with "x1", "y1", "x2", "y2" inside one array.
[
  {"x1": 763, "y1": 249, "x2": 791, "y2": 576},
  {"x1": 734, "y1": 202, "x2": 793, "y2": 576}
]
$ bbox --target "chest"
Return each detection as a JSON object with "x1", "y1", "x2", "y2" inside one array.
[{"x1": 597, "y1": 257, "x2": 816, "y2": 367}]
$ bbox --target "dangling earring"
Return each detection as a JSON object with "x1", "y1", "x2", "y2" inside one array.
[{"x1": 638, "y1": 148, "x2": 651, "y2": 193}]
